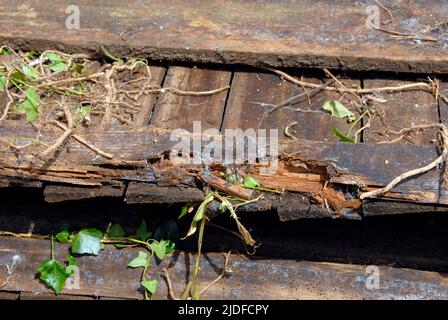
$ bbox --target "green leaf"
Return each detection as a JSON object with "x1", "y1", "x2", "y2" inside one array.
[
  {"x1": 26, "y1": 50, "x2": 37, "y2": 59},
  {"x1": 0, "y1": 48, "x2": 10, "y2": 56},
  {"x1": 75, "y1": 104, "x2": 90, "y2": 118},
  {"x1": 50, "y1": 62, "x2": 68, "y2": 73},
  {"x1": 19, "y1": 100, "x2": 38, "y2": 122},
  {"x1": 108, "y1": 223, "x2": 125, "y2": 238},
  {"x1": 65, "y1": 255, "x2": 77, "y2": 276},
  {"x1": 322, "y1": 100, "x2": 355, "y2": 123},
  {"x1": 141, "y1": 279, "x2": 158, "y2": 294},
  {"x1": 10, "y1": 71, "x2": 26, "y2": 86},
  {"x1": 150, "y1": 240, "x2": 168, "y2": 260},
  {"x1": 131, "y1": 219, "x2": 151, "y2": 241},
  {"x1": 331, "y1": 126, "x2": 355, "y2": 143},
  {"x1": 128, "y1": 251, "x2": 148, "y2": 268},
  {"x1": 220, "y1": 172, "x2": 240, "y2": 184},
  {"x1": 242, "y1": 175, "x2": 260, "y2": 188},
  {"x1": 55, "y1": 230, "x2": 70, "y2": 244},
  {"x1": 0, "y1": 75, "x2": 5, "y2": 91},
  {"x1": 22, "y1": 66, "x2": 40, "y2": 80},
  {"x1": 37, "y1": 259, "x2": 70, "y2": 294},
  {"x1": 178, "y1": 203, "x2": 193, "y2": 220},
  {"x1": 71, "y1": 229, "x2": 103, "y2": 255},
  {"x1": 46, "y1": 53, "x2": 63, "y2": 64},
  {"x1": 165, "y1": 241, "x2": 176, "y2": 254},
  {"x1": 66, "y1": 255, "x2": 77, "y2": 266},
  {"x1": 25, "y1": 87, "x2": 40, "y2": 107},
  {"x1": 45, "y1": 53, "x2": 68, "y2": 73}
]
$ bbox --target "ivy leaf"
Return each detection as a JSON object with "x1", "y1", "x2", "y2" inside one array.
[
  {"x1": 220, "y1": 172, "x2": 240, "y2": 184},
  {"x1": 66, "y1": 255, "x2": 77, "y2": 267},
  {"x1": 26, "y1": 50, "x2": 37, "y2": 59},
  {"x1": 50, "y1": 62, "x2": 68, "y2": 73},
  {"x1": 17, "y1": 88, "x2": 40, "y2": 122},
  {"x1": 0, "y1": 48, "x2": 10, "y2": 55},
  {"x1": 322, "y1": 100, "x2": 355, "y2": 123},
  {"x1": 75, "y1": 104, "x2": 90, "y2": 118},
  {"x1": 141, "y1": 279, "x2": 158, "y2": 294},
  {"x1": 65, "y1": 255, "x2": 77, "y2": 276},
  {"x1": 165, "y1": 241, "x2": 176, "y2": 254},
  {"x1": 9, "y1": 71, "x2": 26, "y2": 87},
  {"x1": 128, "y1": 251, "x2": 148, "y2": 268},
  {"x1": 22, "y1": 66, "x2": 40, "y2": 80},
  {"x1": 55, "y1": 230, "x2": 70, "y2": 244},
  {"x1": 71, "y1": 229, "x2": 103, "y2": 255},
  {"x1": 108, "y1": 223, "x2": 125, "y2": 238},
  {"x1": 331, "y1": 126, "x2": 355, "y2": 143},
  {"x1": 178, "y1": 203, "x2": 194, "y2": 220},
  {"x1": 150, "y1": 240, "x2": 168, "y2": 260},
  {"x1": 242, "y1": 175, "x2": 260, "y2": 188},
  {"x1": 0, "y1": 75, "x2": 5, "y2": 91},
  {"x1": 46, "y1": 53, "x2": 68, "y2": 73},
  {"x1": 131, "y1": 219, "x2": 151, "y2": 242},
  {"x1": 37, "y1": 259, "x2": 70, "y2": 294},
  {"x1": 154, "y1": 221, "x2": 178, "y2": 255}
]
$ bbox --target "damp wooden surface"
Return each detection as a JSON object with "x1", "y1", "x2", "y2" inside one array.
[
  {"x1": 0, "y1": 0, "x2": 447, "y2": 73},
  {"x1": 1, "y1": 237, "x2": 448, "y2": 300}
]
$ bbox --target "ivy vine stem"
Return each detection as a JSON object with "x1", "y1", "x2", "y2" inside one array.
[
  {"x1": 51, "y1": 234, "x2": 55, "y2": 260},
  {"x1": 192, "y1": 216, "x2": 206, "y2": 300}
]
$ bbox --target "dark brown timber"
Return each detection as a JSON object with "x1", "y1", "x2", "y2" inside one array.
[
  {"x1": 1, "y1": 237, "x2": 448, "y2": 300},
  {"x1": 0, "y1": 0, "x2": 447, "y2": 73}
]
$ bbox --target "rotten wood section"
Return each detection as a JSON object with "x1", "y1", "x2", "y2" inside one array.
[
  {"x1": 1, "y1": 1, "x2": 448, "y2": 74},
  {"x1": 1, "y1": 237, "x2": 448, "y2": 300},
  {"x1": 221, "y1": 69, "x2": 360, "y2": 142},
  {"x1": 363, "y1": 78, "x2": 439, "y2": 144},
  {"x1": 1, "y1": 123, "x2": 448, "y2": 218}
]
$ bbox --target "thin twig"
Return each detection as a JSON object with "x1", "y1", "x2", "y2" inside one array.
[
  {"x1": 374, "y1": 0, "x2": 394, "y2": 24},
  {"x1": 267, "y1": 68, "x2": 432, "y2": 94},
  {"x1": 199, "y1": 251, "x2": 231, "y2": 296},
  {"x1": 52, "y1": 120, "x2": 114, "y2": 159},
  {"x1": 376, "y1": 27, "x2": 438, "y2": 42}
]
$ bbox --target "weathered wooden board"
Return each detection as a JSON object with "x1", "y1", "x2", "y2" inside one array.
[
  {"x1": 438, "y1": 82, "x2": 448, "y2": 127},
  {"x1": 0, "y1": 1, "x2": 447, "y2": 73},
  {"x1": 44, "y1": 184, "x2": 125, "y2": 203},
  {"x1": 363, "y1": 79, "x2": 439, "y2": 144},
  {"x1": 1, "y1": 237, "x2": 448, "y2": 300},
  {"x1": 130, "y1": 64, "x2": 167, "y2": 126},
  {"x1": 150, "y1": 65, "x2": 231, "y2": 131},
  {"x1": 221, "y1": 69, "x2": 360, "y2": 141},
  {"x1": 1, "y1": 123, "x2": 448, "y2": 210}
]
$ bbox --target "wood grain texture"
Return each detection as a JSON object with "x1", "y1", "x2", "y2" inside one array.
[
  {"x1": 439, "y1": 82, "x2": 448, "y2": 127},
  {"x1": 1, "y1": 237, "x2": 448, "y2": 300},
  {"x1": 221, "y1": 70, "x2": 360, "y2": 142},
  {"x1": 0, "y1": 1, "x2": 447, "y2": 73},
  {"x1": 363, "y1": 79, "x2": 439, "y2": 144},
  {"x1": 150, "y1": 65, "x2": 231, "y2": 132},
  {"x1": 131, "y1": 65, "x2": 167, "y2": 126},
  {"x1": 1, "y1": 123, "x2": 448, "y2": 208}
]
